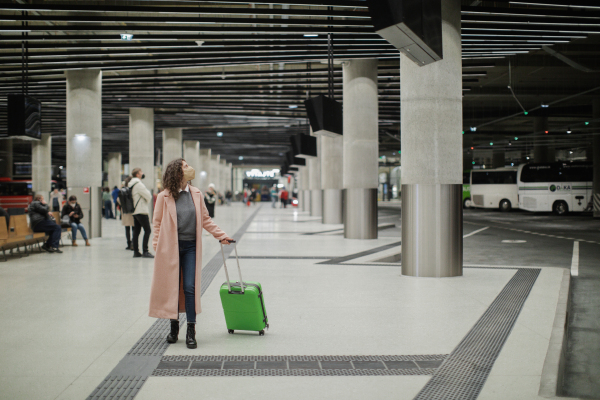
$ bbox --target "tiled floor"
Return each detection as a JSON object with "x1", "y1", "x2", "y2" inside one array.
[{"x1": 0, "y1": 203, "x2": 569, "y2": 400}]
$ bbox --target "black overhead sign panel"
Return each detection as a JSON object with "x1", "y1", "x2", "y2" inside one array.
[{"x1": 367, "y1": 0, "x2": 442, "y2": 66}]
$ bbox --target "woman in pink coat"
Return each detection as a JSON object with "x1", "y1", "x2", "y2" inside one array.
[{"x1": 150, "y1": 158, "x2": 234, "y2": 348}]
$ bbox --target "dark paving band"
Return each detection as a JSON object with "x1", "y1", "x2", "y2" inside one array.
[
  {"x1": 86, "y1": 205, "x2": 263, "y2": 400},
  {"x1": 152, "y1": 354, "x2": 447, "y2": 377},
  {"x1": 413, "y1": 268, "x2": 541, "y2": 400}
]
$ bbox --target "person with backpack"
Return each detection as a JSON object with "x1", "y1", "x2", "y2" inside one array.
[
  {"x1": 118, "y1": 177, "x2": 135, "y2": 250},
  {"x1": 61, "y1": 195, "x2": 90, "y2": 247},
  {"x1": 129, "y1": 168, "x2": 154, "y2": 258}
]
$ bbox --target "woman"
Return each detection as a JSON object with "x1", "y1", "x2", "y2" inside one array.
[
  {"x1": 204, "y1": 183, "x2": 217, "y2": 218},
  {"x1": 118, "y1": 177, "x2": 135, "y2": 250},
  {"x1": 61, "y1": 195, "x2": 90, "y2": 246},
  {"x1": 102, "y1": 188, "x2": 114, "y2": 219},
  {"x1": 150, "y1": 158, "x2": 234, "y2": 349}
]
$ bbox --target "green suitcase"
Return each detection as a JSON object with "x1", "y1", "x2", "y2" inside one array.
[{"x1": 219, "y1": 242, "x2": 269, "y2": 335}]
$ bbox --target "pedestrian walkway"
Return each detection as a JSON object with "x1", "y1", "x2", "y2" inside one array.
[{"x1": 0, "y1": 204, "x2": 567, "y2": 400}]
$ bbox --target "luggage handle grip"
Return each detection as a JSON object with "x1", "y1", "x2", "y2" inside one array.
[{"x1": 220, "y1": 241, "x2": 244, "y2": 293}]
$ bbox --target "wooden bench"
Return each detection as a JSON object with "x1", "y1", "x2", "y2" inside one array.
[{"x1": 0, "y1": 215, "x2": 44, "y2": 261}]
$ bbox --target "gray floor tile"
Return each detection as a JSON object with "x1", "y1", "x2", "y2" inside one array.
[
  {"x1": 288, "y1": 361, "x2": 320, "y2": 370},
  {"x1": 190, "y1": 361, "x2": 222, "y2": 370},
  {"x1": 256, "y1": 361, "x2": 287, "y2": 369},
  {"x1": 352, "y1": 361, "x2": 386, "y2": 369},
  {"x1": 156, "y1": 360, "x2": 190, "y2": 369},
  {"x1": 222, "y1": 361, "x2": 255, "y2": 369},
  {"x1": 385, "y1": 361, "x2": 419, "y2": 369},
  {"x1": 320, "y1": 361, "x2": 352, "y2": 369}
]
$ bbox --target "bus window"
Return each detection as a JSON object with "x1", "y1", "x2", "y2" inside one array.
[
  {"x1": 520, "y1": 164, "x2": 557, "y2": 183},
  {"x1": 0, "y1": 182, "x2": 32, "y2": 196},
  {"x1": 563, "y1": 163, "x2": 593, "y2": 182},
  {"x1": 472, "y1": 170, "x2": 517, "y2": 185},
  {"x1": 463, "y1": 172, "x2": 471, "y2": 185}
]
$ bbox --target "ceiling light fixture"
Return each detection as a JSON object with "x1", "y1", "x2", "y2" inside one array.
[
  {"x1": 239, "y1": 156, "x2": 244, "y2": 160},
  {"x1": 216, "y1": 132, "x2": 223, "y2": 137},
  {"x1": 304, "y1": 34, "x2": 318, "y2": 37},
  {"x1": 470, "y1": 127, "x2": 477, "y2": 132},
  {"x1": 541, "y1": 104, "x2": 549, "y2": 108},
  {"x1": 289, "y1": 105, "x2": 298, "y2": 109}
]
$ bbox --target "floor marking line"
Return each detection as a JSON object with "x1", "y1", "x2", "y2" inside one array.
[
  {"x1": 571, "y1": 241, "x2": 580, "y2": 277},
  {"x1": 463, "y1": 226, "x2": 489, "y2": 238}
]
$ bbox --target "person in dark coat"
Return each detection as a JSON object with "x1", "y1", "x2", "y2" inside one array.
[
  {"x1": 204, "y1": 183, "x2": 217, "y2": 218},
  {"x1": 29, "y1": 194, "x2": 62, "y2": 253},
  {"x1": 61, "y1": 195, "x2": 90, "y2": 247}
]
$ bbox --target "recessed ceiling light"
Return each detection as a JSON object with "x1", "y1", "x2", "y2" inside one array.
[
  {"x1": 120, "y1": 33, "x2": 133, "y2": 41},
  {"x1": 289, "y1": 105, "x2": 298, "y2": 109},
  {"x1": 470, "y1": 127, "x2": 477, "y2": 132},
  {"x1": 217, "y1": 132, "x2": 223, "y2": 137},
  {"x1": 541, "y1": 104, "x2": 549, "y2": 108},
  {"x1": 239, "y1": 156, "x2": 244, "y2": 160},
  {"x1": 195, "y1": 41, "x2": 204, "y2": 46},
  {"x1": 304, "y1": 34, "x2": 318, "y2": 37}
]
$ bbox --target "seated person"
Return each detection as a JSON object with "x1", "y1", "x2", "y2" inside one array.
[
  {"x1": 28, "y1": 194, "x2": 62, "y2": 253},
  {"x1": 61, "y1": 195, "x2": 90, "y2": 247}
]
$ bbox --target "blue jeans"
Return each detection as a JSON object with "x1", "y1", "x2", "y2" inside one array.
[
  {"x1": 178, "y1": 240, "x2": 197, "y2": 323},
  {"x1": 33, "y1": 219, "x2": 61, "y2": 248},
  {"x1": 104, "y1": 200, "x2": 114, "y2": 219},
  {"x1": 70, "y1": 222, "x2": 88, "y2": 241}
]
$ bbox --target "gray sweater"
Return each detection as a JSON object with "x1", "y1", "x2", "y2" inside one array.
[{"x1": 175, "y1": 190, "x2": 196, "y2": 241}]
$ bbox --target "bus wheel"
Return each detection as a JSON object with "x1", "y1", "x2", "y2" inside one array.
[
  {"x1": 463, "y1": 198, "x2": 472, "y2": 209},
  {"x1": 499, "y1": 199, "x2": 512, "y2": 212},
  {"x1": 553, "y1": 201, "x2": 568, "y2": 216}
]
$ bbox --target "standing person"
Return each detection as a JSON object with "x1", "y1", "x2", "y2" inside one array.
[
  {"x1": 270, "y1": 185, "x2": 278, "y2": 208},
  {"x1": 102, "y1": 188, "x2": 114, "y2": 219},
  {"x1": 150, "y1": 158, "x2": 234, "y2": 349},
  {"x1": 129, "y1": 168, "x2": 154, "y2": 258},
  {"x1": 280, "y1": 187, "x2": 289, "y2": 208},
  {"x1": 225, "y1": 190, "x2": 232, "y2": 206},
  {"x1": 49, "y1": 188, "x2": 62, "y2": 212},
  {"x1": 118, "y1": 177, "x2": 135, "y2": 250},
  {"x1": 249, "y1": 188, "x2": 257, "y2": 205},
  {"x1": 204, "y1": 184, "x2": 217, "y2": 218},
  {"x1": 61, "y1": 195, "x2": 90, "y2": 246},
  {"x1": 111, "y1": 186, "x2": 120, "y2": 218},
  {"x1": 28, "y1": 194, "x2": 63, "y2": 253}
]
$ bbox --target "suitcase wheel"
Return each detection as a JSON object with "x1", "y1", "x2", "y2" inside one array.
[
  {"x1": 228, "y1": 329, "x2": 234, "y2": 334},
  {"x1": 259, "y1": 330, "x2": 265, "y2": 336}
]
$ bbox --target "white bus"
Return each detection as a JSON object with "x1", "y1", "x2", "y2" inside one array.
[
  {"x1": 470, "y1": 168, "x2": 519, "y2": 211},
  {"x1": 517, "y1": 162, "x2": 593, "y2": 215}
]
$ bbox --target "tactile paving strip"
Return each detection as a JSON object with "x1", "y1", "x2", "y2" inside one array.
[
  {"x1": 87, "y1": 376, "x2": 146, "y2": 400},
  {"x1": 152, "y1": 368, "x2": 438, "y2": 377},
  {"x1": 152, "y1": 354, "x2": 447, "y2": 377},
  {"x1": 413, "y1": 268, "x2": 541, "y2": 400}
]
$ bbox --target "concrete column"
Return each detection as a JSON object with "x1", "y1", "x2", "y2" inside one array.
[
  {"x1": 162, "y1": 128, "x2": 183, "y2": 166},
  {"x1": 308, "y1": 135, "x2": 322, "y2": 218},
  {"x1": 183, "y1": 140, "x2": 201, "y2": 185},
  {"x1": 107, "y1": 152, "x2": 122, "y2": 189},
  {"x1": 492, "y1": 151, "x2": 505, "y2": 169},
  {"x1": 66, "y1": 69, "x2": 103, "y2": 238},
  {"x1": 220, "y1": 159, "x2": 227, "y2": 193},
  {"x1": 343, "y1": 58, "x2": 379, "y2": 239},
  {"x1": 66, "y1": 69, "x2": 102, "y2": 188},
  {"x1": 199, "y1": 149, "x2": 211, "y2": 192},
  {"x1": 32, "y1": 134, "x2": 52, "y2": 194},
  {"x1": 129, "y1": 108, "x2": 155, "y2": 191},
  {"x1": 320, "y1": 135, "x2": 343, "y2": 224},
  {"x1": 0, "y1": 139, "x2": 13, "y2": 179},
  {"x1": 400, "y1": 0, "x2": 463, "y2": 277},
  {"x1": 301, "y1": 165, "x2": 310, "y2": 212},
  {"x1": 210, "y1": 154, "x2": 220, "y2": 191},
  {"x1": 227, "y1": 163, "x2": 233, "y2": 191},
  {"x1": 593, "y1": 98, "x2": 600, "y2": 218},
  {"x1": 534, "y1": 116, "x2": 554, "y2": 163}
]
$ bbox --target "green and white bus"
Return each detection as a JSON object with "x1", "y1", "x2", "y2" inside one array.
[
  {"x1": 517, "y1": 162, "x2": 593, "y2": 215},
  {"x1": 470, "y1": 168, "x2": 519, "y2": 211}
]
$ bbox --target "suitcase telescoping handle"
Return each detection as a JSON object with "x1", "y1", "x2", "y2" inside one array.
[{"x1": 220, "y1": 240, "x2": 245, "y2": 293}]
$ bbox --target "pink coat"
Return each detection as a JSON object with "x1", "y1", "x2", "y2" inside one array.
[{"x1": 149, "y1": 186, "x2": 228, "y2": 320}]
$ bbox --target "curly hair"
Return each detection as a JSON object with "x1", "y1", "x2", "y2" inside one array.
[{"x1": 163, "y1": 158, "x2": 186, "y2": 201}]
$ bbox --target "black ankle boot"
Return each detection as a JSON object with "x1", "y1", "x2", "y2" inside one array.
[
  {"x1": 186, "y1": 323, "x2": 197, "y2": 349},
  {"x1": 166, "y1": 320, "x2": 179, "y2": 343}
]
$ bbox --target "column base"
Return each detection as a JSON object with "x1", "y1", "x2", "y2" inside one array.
[
  {"x1": 343, "y1": 188, "x2": 377, "y2": 239},
  {"x1": 323, "y1": 189, "x2": 343, "y2": 224},
  {"x1": 310, "y1": 189, "x2": 323, "y2": 217},
  {"x1": 401, "y1": 184, "x2": 462, "y2": 277}
]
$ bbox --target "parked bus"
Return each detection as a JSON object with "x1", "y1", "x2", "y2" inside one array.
[
  {"x1": 0, "y1": 178, "x2": 58, "y2": 211},
  {"x1": 470, "y1": 168, "x2": 518, "y2": 211},
  {"x1": 463, "y1": 170, "x2": 472, "y2": 208},
  {"x1": 517, "y1": 162, "x2": 592, "y2": 215}
]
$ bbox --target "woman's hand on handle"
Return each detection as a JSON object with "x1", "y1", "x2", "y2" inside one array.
[{"x1": 220, "y1": 237, "x2": 235, "y2": 245}]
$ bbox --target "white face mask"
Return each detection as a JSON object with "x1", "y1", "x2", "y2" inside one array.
[{"x1": 70, "y1": 203, "x2": 76, "y2": 207}]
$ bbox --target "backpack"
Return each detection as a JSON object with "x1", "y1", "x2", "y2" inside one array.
[{"x1": 118, "y1": 182, "x2": 138, "y2": 214}]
